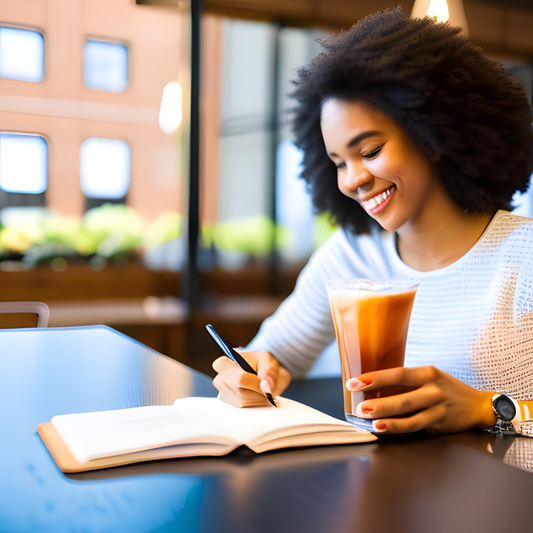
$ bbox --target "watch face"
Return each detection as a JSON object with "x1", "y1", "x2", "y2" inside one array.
[{"x1": 494, "y1": 395, "x2": 516, "y2": 422}]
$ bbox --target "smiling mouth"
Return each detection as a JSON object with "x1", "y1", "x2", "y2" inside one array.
[{"x1": 361, "y1": 185, "x2": 395, "y2": 215}]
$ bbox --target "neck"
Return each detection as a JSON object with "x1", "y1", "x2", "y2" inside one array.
[{"x1": 396, "y1": 186, "x2": 496, "y2": 272}]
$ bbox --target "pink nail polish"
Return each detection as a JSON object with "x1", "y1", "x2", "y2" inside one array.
[
  {"x1": 373, "y1": 420, "x2": 387, "y2": 432},
  {"x1": 355, "y1": 402, "x2": 373, "y2": 418},
  {"x1": 346, "y1": 378, "x2": 368, "y2": 392},
  {"x1": 260, "y1": 380, "x2": 272, "y2": 394}
]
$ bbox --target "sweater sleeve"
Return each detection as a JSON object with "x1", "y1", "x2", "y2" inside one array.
[{"x1": 244, "y1": 229, "x2": 362, "y2": 378}]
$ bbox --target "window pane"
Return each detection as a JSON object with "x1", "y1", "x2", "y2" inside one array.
[
  {"x1": 84, "y1": 39, "x2": 128, "y2": 93},
  {"x1": 0, "y1": 133, "x2": 48, "y2": 194},
  {"x1": 0, "y1": 27, "x2": 44, "y2": 83},
  {"x1": 80, "y1": 138, "x2": 131, "y2": 199},
  {"x1": 276, "y1": 140, "x2": 314, "y2": 262}
]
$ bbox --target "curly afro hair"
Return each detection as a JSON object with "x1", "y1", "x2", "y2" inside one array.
[{"x1": 291, "y1": 6, "x2": 533, "y2": 234}]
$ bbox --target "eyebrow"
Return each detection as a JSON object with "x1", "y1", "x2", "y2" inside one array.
[{"x1": 328, "y1": 130, "x2": 383, "y2": 158}]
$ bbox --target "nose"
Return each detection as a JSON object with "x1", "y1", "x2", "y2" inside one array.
[{"x1": 340, "y1": 164, "x2": 374, "y2": 194}]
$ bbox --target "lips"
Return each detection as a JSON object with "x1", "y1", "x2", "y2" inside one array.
[{"x1": 361, "y1": 185, "x2": 395, "y2": 215}]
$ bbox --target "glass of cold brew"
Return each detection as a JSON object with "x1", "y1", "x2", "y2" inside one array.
[{"x1": 326, "y1": 279, "x2": 418, "y2": 428}]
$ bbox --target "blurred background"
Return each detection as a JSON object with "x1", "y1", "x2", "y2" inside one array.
[{"x1": 0, "y1": 0, "x2": 532, "y2": 376}]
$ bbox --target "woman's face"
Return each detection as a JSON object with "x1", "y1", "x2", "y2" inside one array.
[{"x1": 320, "y1": 98, "x2": 440, "y2": 232}]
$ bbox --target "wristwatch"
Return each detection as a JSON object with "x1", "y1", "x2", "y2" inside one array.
[{"x1": 485, "y1": 393, "x2": 522, "y2": 436}]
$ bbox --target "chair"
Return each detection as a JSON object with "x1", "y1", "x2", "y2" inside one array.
[{"x1": 0, "y1": 302, "x2": 50, "y2": 328}]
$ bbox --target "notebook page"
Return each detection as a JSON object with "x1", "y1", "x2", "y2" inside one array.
[
  {"x1": 171, "y1": 396, "x2": 361, "y2": 446},
  {"x1": 251, "y1": 429, "x2": 375, "y2": 454},
  {"x1": 52, "y1": 402, "x2": 240, "y2": 463},
  {"x1": 52, "y1": 397, "x2": 360, "y2": 464}
]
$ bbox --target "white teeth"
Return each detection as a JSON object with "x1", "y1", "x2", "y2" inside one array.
[{"x1": 363, "y1": 187, "x2": 393, "y2": 210}]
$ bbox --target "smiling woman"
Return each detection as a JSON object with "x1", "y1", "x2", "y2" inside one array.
[{"x1": 211, "y1": 7, "x2": 533, "y2": 437}]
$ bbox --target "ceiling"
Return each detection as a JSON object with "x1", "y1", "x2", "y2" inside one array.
[{"x1": 474, "y1": 0, "x2": 533, "y2": 11}]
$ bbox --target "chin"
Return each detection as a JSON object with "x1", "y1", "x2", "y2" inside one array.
[{"x1": 370, "y1": 211, "x2": 405, "y2": 233}]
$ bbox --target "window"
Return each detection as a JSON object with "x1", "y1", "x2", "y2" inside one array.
[
  {"x1": 80, "y1": 138, "x2": 131, "y2": 205},
  {"x1": 0, "y1": 133, "x2": 48, "y2": 194},
  {"x1": 213, "y1": 21, "x2": 325, "y2": 268},
  {"x1": 0, "y1": 27, "x2": 44, "y2": 83},
  {"x1": 84, "y1": 39, "x2": 128, "y2": 93}
]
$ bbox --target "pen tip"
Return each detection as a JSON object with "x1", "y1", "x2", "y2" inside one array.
[{"x1": 266, "y1": 393, "x2": 278, "y2": 408}]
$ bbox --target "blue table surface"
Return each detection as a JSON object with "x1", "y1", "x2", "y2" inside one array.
[{"x1": 2, "y1": 326, "x2": 533, "y2": 533}]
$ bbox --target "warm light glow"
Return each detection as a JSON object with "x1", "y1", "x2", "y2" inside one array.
[
  {"x1": 411, "y1": 0, "x2": 468, "y2": 37},
  {"x1": 159, "y1": 81, "x2": 182, "y2": 134},
  {"x1": 427, "y1": 0, "x2": 449, "y2": 22}
]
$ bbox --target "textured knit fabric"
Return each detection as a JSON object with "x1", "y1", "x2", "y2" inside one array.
[{"x1": 246, "y1": 211, "x2": 533, "y2": 410}]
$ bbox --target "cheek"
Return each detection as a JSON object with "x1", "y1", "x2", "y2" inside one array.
[
  {"x1": 365, "y1": 155, "x2": 402, "y2": 181},
  {"x1": 367, "y1": 147, "x2": 432, "y2": 193}
]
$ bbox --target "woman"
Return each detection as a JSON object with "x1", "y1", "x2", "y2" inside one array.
[{"x1": 213, "y1": 7, "x2": 533, "y2": 435}]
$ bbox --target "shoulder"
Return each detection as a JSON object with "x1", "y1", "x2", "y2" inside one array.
[
  {"x1": 490, "y1": 211, "x2": 533, "y2": 249},
  {"x1": 492, "y1": 210, "x2": 533, "y2": 232}
]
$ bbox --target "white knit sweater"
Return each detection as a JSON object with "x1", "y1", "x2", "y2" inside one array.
[{"x1": 246, "y1": 210, "x2": 533, "y2": 406}]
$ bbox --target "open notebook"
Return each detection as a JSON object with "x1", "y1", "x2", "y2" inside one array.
[{"x1": 38, "y1": 397, "x2": 376, "y2": 473}]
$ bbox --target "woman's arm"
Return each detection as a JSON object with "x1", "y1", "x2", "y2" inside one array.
[
  {"x1": 244, "y1": 229, "x2": 362, "y2": 378},
  {"x1": 212, "y1": 229, "x2": 375, "y2": 404}
]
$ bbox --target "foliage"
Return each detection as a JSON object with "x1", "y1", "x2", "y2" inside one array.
[
  {"x1": 144, "y1": 213, "x2": 182, "y2": 249},
  {"x1": 212, "y1": 216, "x2": 290, "y2": 256},
  {"x1": 83, "y1": 204, "x2": 145, "y2": 258},
  {"x1": 0, "y1": 207, "x2": 319, "y2": 267},
  {"x1": 313, "y1": 212, "x2": 338, "y2": 248}
]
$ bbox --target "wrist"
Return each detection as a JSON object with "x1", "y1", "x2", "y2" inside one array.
[{"x1": 475, "y1": 390, "x2": 497, "y2": 429}]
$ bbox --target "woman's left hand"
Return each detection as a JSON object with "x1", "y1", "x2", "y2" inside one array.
[{"x1": 346, "y1": 366, "x2": 497, "y2": 434}]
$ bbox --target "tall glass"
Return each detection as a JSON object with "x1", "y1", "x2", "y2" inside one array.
[{"x1": 326, "y1": 280, "x2": 418, "y2": 426}]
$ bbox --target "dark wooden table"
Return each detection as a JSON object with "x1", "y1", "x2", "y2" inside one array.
[{"x1": 2, "y1": 326, "x2": 533, "y2": 533}]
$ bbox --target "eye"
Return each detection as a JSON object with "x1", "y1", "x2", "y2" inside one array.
[
  {"x1": 336, "y1": 162, "x2": 346, "y2": 169},
  {"x1": 362, "y1": 146, "x2": 383, "y2": 159}
]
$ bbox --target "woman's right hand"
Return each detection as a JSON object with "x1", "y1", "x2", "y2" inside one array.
[{"x1": 212, "y1": 350, "x2": 292, "y2": 408}]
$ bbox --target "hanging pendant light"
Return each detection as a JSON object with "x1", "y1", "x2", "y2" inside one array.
[
  {"x1": 159, "y1": 81, "x2": 183, "y2": 135},
  {"x1": 411, "y1": 0, "x2": 469, "y2": 37}
]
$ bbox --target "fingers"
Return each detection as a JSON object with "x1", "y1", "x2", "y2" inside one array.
[
  {"x1": 214, "y1": 375, "x2": 271, "y2": 408},
  {"x1": 351, "y1": 366, "x2": 441, "y2": 392},
  {"x1": 257, "y1": 358, "x2": 278, "y2": 395},
  {"x1": 272, "y1": 367, "x2": 291, "y2": 396},
  {"x1": 355, "y1": 383, "x2": 444, "y2": 419},
  {"x1": 372, "y1": 403, "x2": 447, "y2": 434},
  {"x1": 212, "y1": 351, "x2": 292, "y2": 407},
  {"x1": 212, "y1": 356, "x2": 263, "y2": 395}
]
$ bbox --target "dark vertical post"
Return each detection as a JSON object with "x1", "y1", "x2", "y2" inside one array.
[
  {"x1": 268, "y1": 23, "x2": 282, "y2": 295},
  {"x1": 184, "y1": 0, "x2": 202, "y2": 312}
]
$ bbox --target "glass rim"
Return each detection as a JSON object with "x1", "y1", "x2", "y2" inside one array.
[{"x1": 326, "y1": 278, "x2": 419, "y2": 293}]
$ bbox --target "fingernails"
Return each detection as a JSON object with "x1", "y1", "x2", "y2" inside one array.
[
  {"x1": 373, "y1": 420, "x2": 387, "y2": 432},
  {"x1": 346, "y1": 378, "x2": 370, "y2": 392},
  {"x1": 355, "y1": 402, "x2": 373, "y2": 418},
  {"x1": 260, "y1": 379, "x2": 272, "y2": 394}
]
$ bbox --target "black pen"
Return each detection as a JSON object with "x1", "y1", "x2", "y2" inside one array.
[{"x1": 206, "y1": 324, "x2": 278, "y2": 407}]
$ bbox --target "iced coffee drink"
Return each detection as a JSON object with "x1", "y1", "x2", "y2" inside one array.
[{"x1": 326, "y1": 280, "x2": 418, "y2": 424}]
